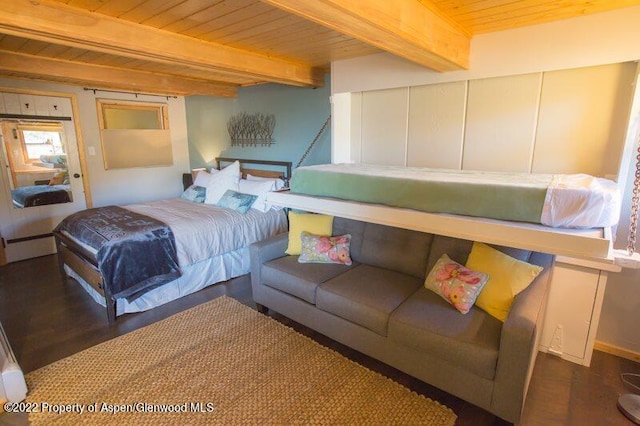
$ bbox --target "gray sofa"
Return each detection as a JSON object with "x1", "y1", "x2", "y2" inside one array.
[{"x1": 250, "y1": 217, "x2": 553, "y2": 423}]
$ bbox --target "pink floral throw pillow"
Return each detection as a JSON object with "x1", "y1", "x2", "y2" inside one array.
[
  {"x1": 425, "y1": 254, "x2": 489, "y2": 314},
  {"x1": 298, "y1": 232, "x2": 352, "y2": 266}
]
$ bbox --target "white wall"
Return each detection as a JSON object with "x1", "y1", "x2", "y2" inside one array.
[
  {"x1": 341, "y1": 63, "x2": 635, "y2": 179},
  {"x1": 0, "y1": 78, "x2": 189, "y2": 207},
  {"x1": 330, "y1": 6, "x2": 640, "y2": 355}
]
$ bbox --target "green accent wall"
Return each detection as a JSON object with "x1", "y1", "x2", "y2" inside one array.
[{"x1": 186, "y1": 74, "x2": 331, "y2": 171}]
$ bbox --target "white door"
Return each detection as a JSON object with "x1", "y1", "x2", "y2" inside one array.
[{"x1": 0, "y1": 95, "x2": 88, "y2": 263}]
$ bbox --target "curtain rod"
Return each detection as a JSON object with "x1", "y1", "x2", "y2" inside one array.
[{"x1": 83, "y1": 87, "x2": 178, "y2": 100}]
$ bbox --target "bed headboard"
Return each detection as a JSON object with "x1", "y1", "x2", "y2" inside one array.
[
  {"x1": 183, "y1": 158, "x2": 293, "y2": 190},
  {"x1": 215, "y1": 157, "x2": 292, "y2": 181}
]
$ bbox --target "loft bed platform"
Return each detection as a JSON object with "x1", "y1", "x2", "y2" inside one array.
[
  {"x1": 267, "y1": 190, "x2": 619, "y2": 269},
  {"x1": 274, "y1": 163, "x2": 621, "y2": 269}
]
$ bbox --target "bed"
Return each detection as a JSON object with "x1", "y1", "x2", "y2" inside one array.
[
  {"x1": 53, "y1": 158, "x2": 291, "y2": 323},
  {"x1": 11, "y1": 184, "x2": 71, "y2": 208},
  {"x1": 268, "y1": 163, "x2": 621, "y2": 262}
]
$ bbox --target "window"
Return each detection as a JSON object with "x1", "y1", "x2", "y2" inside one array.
[
  {"x1": 96, "y1": 99, "x2": 172, "y2": 169},
  {"x1": 100, "y1": 103, "x2": 165, "y2": 130},
  {"x1": 18, "y1": 123, "x2": 65, "y2": 163}
]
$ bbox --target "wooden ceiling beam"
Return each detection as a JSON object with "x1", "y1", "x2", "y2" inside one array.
[
  {"x1": 0, "y1": 0, "x2": 324, "y2": 88},
  {"x1": 262, "y1": 0, "x2": 470, "y2": 72},
  {"x1": 0, "y1": 51, "x2": 238, "y2": 97}
]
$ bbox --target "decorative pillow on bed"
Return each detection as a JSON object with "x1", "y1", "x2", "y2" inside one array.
[
  {"x1": 204, "y1": 161, "x2": 241, "y2": 205},
  {"x1": 466, "y1": 242, "x2": 543, "y2": 322},
  {"x1": 193, "y1": 169, "x2": 217, "y2": 187},
  {"x1": 247, "y1": 173, "x2": 286, "y2": 190},
  {"x1": 180, "y1": 185, "x2": 206, "y2": 203},
  {"x1": 238, "y1": 179, "x2": 275, "y2": 212},
  {"x1": 286, "y1": 212, "x2": 334, "y2": 255},
  {"x1": 298, "y1": 232, "x2": 352, "y2": 265},
  {"x1": 215, "y1": 189, "x2": 257, "y2": 214},
  {"x1": 424, "y1": 254, "x2": 489, "y2": 314}
]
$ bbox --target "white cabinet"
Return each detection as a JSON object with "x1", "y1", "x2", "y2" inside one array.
[
  {"x1": 49, "y1": 97, "x2": 70, "y2": 117},
  {"x1": 34, "y1": 96, "x2": 50, "y2": 116},
  {"x1": 539, "y1": 260, "x2": 612, "y2": 366},
  {"x1": 19, "y1": 94, "x2": 36, "y2": 115},
  {"x1": 0, "y1": 93, "x2": 72, "y2": 118},
  {"x1": 2, "y1": 93, "x2": 21, "y2": 114}
]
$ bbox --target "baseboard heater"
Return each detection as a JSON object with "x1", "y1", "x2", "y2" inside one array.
[{"x1": 0, "y1": 322, "x2": 27, "y2": 403}]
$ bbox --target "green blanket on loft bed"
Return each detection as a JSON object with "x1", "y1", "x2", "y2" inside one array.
[{"x1": 290, "y1": 163, "x2": 620, "y2": 229}]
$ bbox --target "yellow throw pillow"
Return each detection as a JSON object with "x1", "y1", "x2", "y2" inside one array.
[
  {"x1": 285, "y1": 212, "x2": 334, "y2": 255},
  {"x1": 466, "y1": 242, "x2": 543, "y2": 322}
]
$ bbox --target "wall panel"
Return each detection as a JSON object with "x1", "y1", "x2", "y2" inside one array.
[
  {"x1": 463, "y1": 73, "x2": 541, "y2": 172},
  {"x1": 350, "y1": 62, "x2": 634, "y2": 179},
  {"x1": 361, "y1": 87, "x2": 408, "y2": 165},
  {"x1": 532, "y1": 62, "x2": 636, "y2": 176},
  {"x1": 350, "y1": 92, "x2": 362, "y2": 164},
  {"x1": 407, "y1": 81, "x2": 466, "y2": 169}
]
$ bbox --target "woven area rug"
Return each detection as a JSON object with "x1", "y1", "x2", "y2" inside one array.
[{"x1": 25, "y1": 296, "x2": 456, "y2": 425}]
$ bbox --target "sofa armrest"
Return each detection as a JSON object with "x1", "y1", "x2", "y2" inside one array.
[
  {"x1": 249, "y1": 233, "x2": 289, "y2": 300},
  {"x1": 250, "y1": 232, "x2": 288, "y2": 265},
  {"x1": 491, "y1": 252, "x2": 554, "y2": 423}
]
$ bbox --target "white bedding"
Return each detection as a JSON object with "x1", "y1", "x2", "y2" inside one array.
[
  {"x1": 541, "y1": 174, "x2": 621, "y2": 228},
  {"x1": 62, "y1": 197, "x2": 287, "y2": 316},
  {"x1": 65, "y1": 198, "x2": 287, "y2": 267},
  {"x1": 126, "y1": 198, "x2": 287, "y2": 266}
]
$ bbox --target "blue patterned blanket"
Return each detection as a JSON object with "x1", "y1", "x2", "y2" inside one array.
[
  {"x1": 55, "y1": 206, "x2": 181, "y2": 301},
  {"x1": 12, "y1": 185, "x2": 71, "y2": 208}
]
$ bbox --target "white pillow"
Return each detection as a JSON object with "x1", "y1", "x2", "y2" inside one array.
[
  {"x1": 193, "y1": 169, "x2": 218, "y2": 187},
  {"x1": 247, "y1": 173, "x2": 285, "y2": 190},
  {"x1": 238, "y1": 179, "x2": 274, "y2": 212},
  {"x1": 204, "y1": 161, "x2": 241, "y2": 205}
]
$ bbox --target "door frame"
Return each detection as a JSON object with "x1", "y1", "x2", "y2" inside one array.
[{"x1": 0, "y1": 86, "x2": 92, "y2": 208}]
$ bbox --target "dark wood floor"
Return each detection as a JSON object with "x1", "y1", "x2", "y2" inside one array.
[{"x1": 0, "y1": 254, "x2": 638, "y2": 425}]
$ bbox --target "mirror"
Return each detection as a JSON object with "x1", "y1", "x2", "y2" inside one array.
[{"x1": 0, "y1": 120, "x2": 73, "y2": 208}]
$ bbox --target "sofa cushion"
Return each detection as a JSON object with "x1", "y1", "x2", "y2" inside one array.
[
  {"x1": 388, "y1": 288, "x2": 503, "y2": 380},
  {"x1": 316, "y1": 265, "x2": 423, "y2": 336},
  {"x1": 262, "y1": 256, "x2": 357, "y2": 304},
  {"x1": 359, "y1": 223, "x2": 433, "y2": 279},
  {"x1": 333, "y1": 217, "x2": 365, "y2": 260},
  {"x1": 425, "y1": 235, "x2": 534, "y2": 274},
  {"x1": 425, "y1": 235, "x2": 474, "y2": 273}
]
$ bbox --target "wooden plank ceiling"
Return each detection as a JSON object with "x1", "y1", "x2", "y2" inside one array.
[{"x1": 0, "y1": 0, "x2": 638, "y2": 97}]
